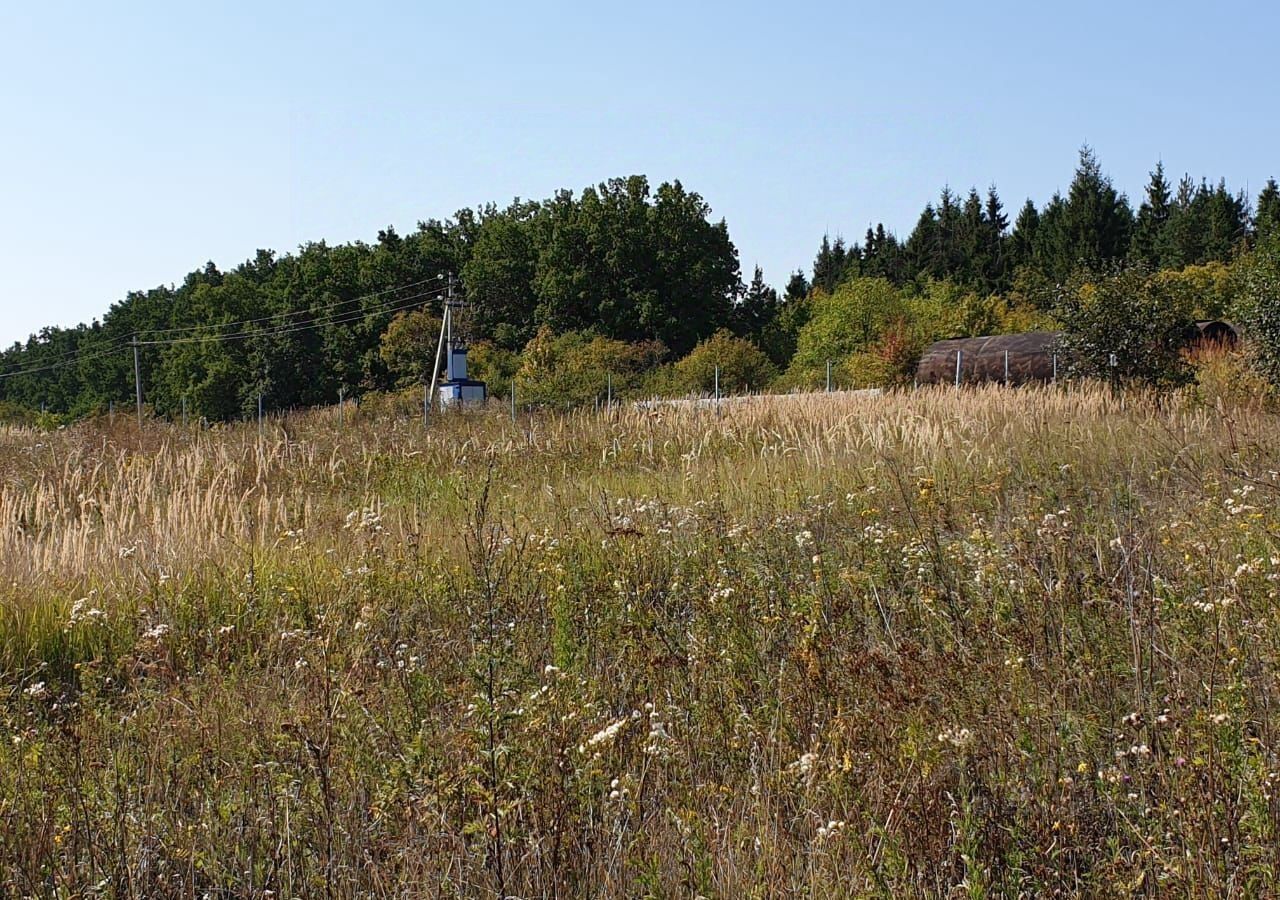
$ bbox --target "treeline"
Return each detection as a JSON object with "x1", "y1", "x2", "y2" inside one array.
[
  {"x1": 799, "y1": 148, "x2": 1278, "y2": 298},
  {"x1": 3, "y1": 150, "x2": 1279, "y2": 423}
]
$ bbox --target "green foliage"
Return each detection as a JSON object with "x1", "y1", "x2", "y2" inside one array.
[
  {"x1": 1235, "y1": 237, "x2": 1280, "y2": 385},
  {"x1": 1054, "y1": 265, "x2": 1194, "y2": 385},
  {"x1": 0, "y1": 176, "x2": 737, "y2": 422},
  {"x1": 789, "y1": 278, "x2": 905, "y2": 375},
  {"x1": 1033, "y1": 147, "x2": 1134, "y2": 282},
  {"x1": 515, "y1": 327, "x2": 666, "y2": 407},
  {"x1": 379, "y1": 310, "x2": 443, "y2": 387},
  {"x1": 671, "y1": 329, "x2": 777, "y2": 394},
  {"x1": 1152, "y1": 262, "x2": 1239, "y2": 320},
  {"x1": 466, "y1": 342, "x2": 522, "y2": 400},
  {"x1": 0, "y1": 400, "x2": 37, "y2": 427},
  {"x1": 1130, "y1": 162, "x2": 1172, "y2": 269},
  {"x1": 1256, "y1": 179, "x2": 1280, "y2": 245}
]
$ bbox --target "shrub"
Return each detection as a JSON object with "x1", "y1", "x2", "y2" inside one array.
[
  {"x1": 672, "y1": 329, "x2": 777, "y2": 394},
  {"x1": 515, "y1": 327, "x2": 666, "y2": 407},
  {"x1": 1054, "y1": 265, "x2": 1194, "y2": 386},
  {"x1": 379, "y1": 310, "x2": 443, "y2": 387},
  {"x1": 1236, "y1": 237, "x2": 1280, "y2": 385},
  {"x1": 1154, "y1": 261, "x2": 1239, "y2": 321},
  {"x1": 466, "y1": 342, "x2": 522, "y2": 400},
  {"x1": 786, "y1": 278, "x2": 905, "y2": 383}
]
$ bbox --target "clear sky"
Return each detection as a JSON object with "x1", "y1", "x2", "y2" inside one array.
[{"x1": 2, "y1": 0, "x2": 1276, "y2": 347}]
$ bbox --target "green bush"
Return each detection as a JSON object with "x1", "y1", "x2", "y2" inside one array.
[
  {"x1": 672, "y1": 329, "x2": 776, "y2": 395},
  {"x1": 1054, "y1": 265, "x2": 1194, "y2": 386},
  {"x1": 466, "y1": 342, "x2": 522, "y2": 400},
  {"x1": 515, "y1": 327, "x2": 666, "y2": 407},
  {"x1": 1236, "y1": 237, "x2": 1280, "y2": 385},
  {"x1": 788, "y1": 278, "x2": 905, "y2": 375}
]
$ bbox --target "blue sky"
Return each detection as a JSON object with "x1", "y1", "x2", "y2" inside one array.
[{"x1": 1, "y1": 0, "x2": 1276, "y2": 347}]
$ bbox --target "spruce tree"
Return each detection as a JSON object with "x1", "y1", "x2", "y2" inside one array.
[
  {"x1": 904, "y1": 204, "x2": 940, "y2": 282},
  {"x1": 983, "y1": 186, "x2": 1010, "y2": 291},
  {"x1": 1130, "y1": 162, "x2": 1172, "y2": 268},
  {"x1": 784, "y1": 269, "x2": 810, "y2": 302},
  {"x1": 1044, "y1": 146, "x2": 1133, "y2": 281},
  {"x1": 812, "y1": 235, "x2": 851, "y2": 294},
  {"x1": 733, "y1": 265, "x2": 780, "y2": 339},
  {"x1": 1159, "y1": 176, "x2": 1209, "y2": 268},
  {"x1": 1008, "y1": 199, "x2": 1040, "y2": 272},
  {"x1": 1203, "y1": 180, "x2": 1248, "y2": 261},
  {"x1": 1256, "y1": 178, "x2": 1280, "y2": 244}
]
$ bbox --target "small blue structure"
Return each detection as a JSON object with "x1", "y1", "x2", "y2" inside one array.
[{"x1": 438, "y1": 343, "x2": 487, "y2": 406}]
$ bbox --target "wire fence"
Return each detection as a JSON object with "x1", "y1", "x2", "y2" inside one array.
[{"x1": 21, "y1": 349, "x2": 1093, "y2": 435}]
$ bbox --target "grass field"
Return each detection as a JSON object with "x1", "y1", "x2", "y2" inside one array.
[{"x1": 2, "y1": 384, "x2": 1279, "y2": 896}]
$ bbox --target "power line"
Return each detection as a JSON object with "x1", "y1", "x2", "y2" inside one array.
[
  {"x1": 134, "y1": 275, "x2": 448, "y2": 340},
  {"x1": 133, "y1": 285, "x2": 447, "y2": 347},
  {"x1": 0, "y1": 341, "x2": 131, "y2": 381},
  {"x1": 0, "y1": 280, "x2": 449, "y2": 381}
]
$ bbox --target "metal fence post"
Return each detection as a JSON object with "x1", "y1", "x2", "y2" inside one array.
[
  {"x1": 181, "y1": 395, "x2": 187, "y2": 427},
  {"x1": 1052, "y1": 353, "x2": 1058, "y2": 383},
  {"x1": 510, "y1": 381, "x2": 516, "y2": 423},
  {"x1": 607, "y1": 372, "x2": 612, "y2": 409},
  {"x1": 714, "y1": 366, "x2": 720, "y2": 404},
  {"x1": 1004, "y1": 349, "x2": 1010, "y2": 384},
  {"x1": 826, "y1": 359, "x2": 832, "y2": 393},
  {"x1": 257, "y1": 393, "x2": 263, "y2": 438},
  {"x1": 955, "y1": 350, "x2": 962, "y2": 387}
]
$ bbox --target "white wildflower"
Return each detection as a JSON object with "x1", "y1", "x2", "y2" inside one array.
[
  {"x1": 937, "y1": 727, "x2": 974, "y2": 749},
  {"x1": 24, "y1": 681, "x2": 48, "y2": 700},
  {"x1": 580, "y1": 717, "x2": 628, "y2": 753}
]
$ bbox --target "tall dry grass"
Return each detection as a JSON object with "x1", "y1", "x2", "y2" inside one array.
[{"x1": 1, "y1": 383, "x2": 1279, "y2": 895}]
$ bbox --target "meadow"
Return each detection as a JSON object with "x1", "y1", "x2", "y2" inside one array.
[{"x1": 2, "y1": 383, "x2": 1279, "y2": 897}]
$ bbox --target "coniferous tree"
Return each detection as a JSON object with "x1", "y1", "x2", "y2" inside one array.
[
  {"x1": 957, "y1": 189, "x2": 987, "y2": 287},
  {"x1": 812, "y1": 235, "x2": 852, "y2": 293},
  {"x1": 1256, "y1": 178, "x2": 1280, "y2": 244},
  {"x1": 1032, "y1": 192, "x2": 1067, "y2": 280},
  {"x1": 1040, "y1": 146, "x2": 1133, "y2": 281},
  {"x1": 983, "y1": 186, "x2": 1010, "y2": 290},
  {"x1": 785, "y1": 270, "x2": 810, "y2": 302},
  {"x1": 904, "y1": 204, "x2": 940, "y2": 281},
  {"x1": 732, "y1": 266, "x2": 780, "y2": 339},
  {"x1": 936, "y1": 188, "x2": 964, "y2": 278},
  {"x1": 1130, "y1": 162, "x2": 1172, "y2": 268},
  {"x1": 1159, "y1": 176, "x2": 1209, "y2": 268},
  {"x1": 1202, "y1": 179, "x2": 1249, "y2": 261},
  {"x1": 1007, "y1": 199, "x2": 1040, "y2": 272}
]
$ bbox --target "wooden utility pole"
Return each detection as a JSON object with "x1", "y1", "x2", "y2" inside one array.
[{"x1": 131, "y1": 335, "x2": 143, "y2": 426}]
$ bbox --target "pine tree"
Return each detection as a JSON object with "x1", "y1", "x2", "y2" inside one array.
[
  {"x1": 1008, "y1": 199, "x2": 1040, "y2": 272},
  {"x1": 1042, "y1": 146, "x2": 1133, "y2": 281},
  {"x1": 1130, "y1": 162, "x2": 1172, "y2": 268},
  {"x1": 904, "y1": 203, "x2": 940, "y2": 281},
  {"x1": 983, "y1": 187, "x2": 1010, "y2": 292},
  {"x1": 1257, "y1": 179, "x2": 1280, "y2": 244},
  {"x1": 1159, "y1": 176, "x2": 1209, "y2": 268},
  {"x1": 784, "y1": 269, "x2": 810, "y2": 302},
  {"x1": 812, "y1": 235, "x2": 851, "y2": 294},
  {"x1": 1203, "y1": 179, "x2": 1248, "y2": 261}
]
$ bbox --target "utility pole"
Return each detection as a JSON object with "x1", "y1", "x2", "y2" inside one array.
[
  {"x1": 131, "y1": 335, "x2": 143, "y2": 426},
  {"x1": 425, "y1": 273, "x2": 453, "y2": 422}
]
